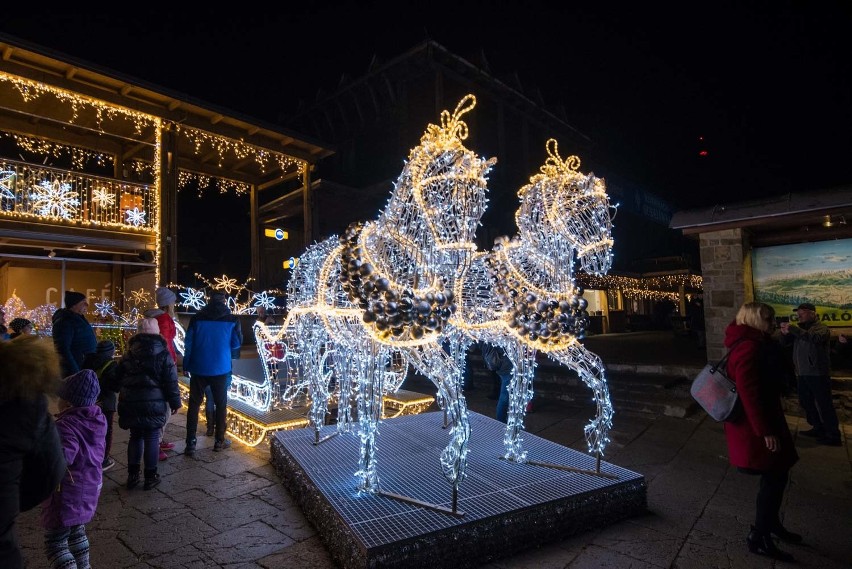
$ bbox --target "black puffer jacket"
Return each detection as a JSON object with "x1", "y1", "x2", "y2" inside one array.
[{"x1": 115, "y1": 333, "x2": 181, "y2": 431}]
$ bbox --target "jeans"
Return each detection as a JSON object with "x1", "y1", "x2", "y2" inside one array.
[
  {"x1": 495, "y1": 370, "x2": 512, "y2": 423},
  {"x1": 797, "y1": 374, "x2": 840, "y2": 438},
  {"x1": 204, "y1": 374, "x2": 233, "y2": 429},
  {"x1": 127, "y1": 428, "x2": 161, "y2": 475},
  {"x1": 187, "y1": 373, "x2": 230, "y2": 443}
]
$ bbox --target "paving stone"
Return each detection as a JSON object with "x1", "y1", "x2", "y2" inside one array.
[
  {"x1": 203, "y1": 470, "x2": 275, "y2": 500},
  {"x1": 119, "y1": 510, "x2": 218, "y2": 558},
  {"x1": 200, "y1": 519, "x2": 294, "y2": 565},
  {"x1": 190, "y1": 494, "x2": 283, "y2": 532},
  {"x1": 256, "y1": 535, "x2": 335, "y2": 569}
]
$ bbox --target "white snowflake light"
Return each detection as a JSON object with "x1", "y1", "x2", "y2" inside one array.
[
  {"x1": 30, "y1": 178, "x2": 79, "y2": 219},
  {"x1": 252, "y1": 291, "x2": 276, "y2": 310},
  {"x1": 180, "y1": 287, "x2": 206, "y2": 310},
  {"x1": 0, "y1": 170, "x2": 15, "y2": 199},
  {"x1": 124, "y1": 206, "x2": 147, "y2": 227},
  {"x1": 94, "y1": 299, "x2": 116, "y2": 318}
]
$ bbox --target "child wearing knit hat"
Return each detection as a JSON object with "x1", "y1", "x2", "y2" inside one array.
[
  {"x1": 115, "y1": 318, "x2": 182, "y2": 490},
  {"x1": 81, "y1": 340, "x2": 119, "y2": 472},
  {"x1": 42, "y1": 369, "x2": 107, "y2": 569}
]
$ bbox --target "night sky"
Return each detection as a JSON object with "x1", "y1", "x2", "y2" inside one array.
[{"x1": 3, "y1": 3, "x2": 850, "y2": 210}]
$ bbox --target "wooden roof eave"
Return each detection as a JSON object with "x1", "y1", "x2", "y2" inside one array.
[{"x1": 0, "y1": 36, "x2": 335, "y2": 165}]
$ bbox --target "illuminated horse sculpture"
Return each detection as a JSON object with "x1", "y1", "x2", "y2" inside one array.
[
  {"x1": 281, "y1": 95, "x2": 495, "y2": 511},
  {"x1": 452, "y1": 139, "x2": 617, "y2": 474}
]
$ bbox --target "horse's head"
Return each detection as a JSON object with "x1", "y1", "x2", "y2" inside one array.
[
  {"x1": 388, "y1": 94, "x2": 495, "y2": 258},
  {"x1": 517, "y1": 139, "x2": 615, "y2": 276}
]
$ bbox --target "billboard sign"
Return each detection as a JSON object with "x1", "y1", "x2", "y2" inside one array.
[{"x1": 752, "y1": 238, "x2": 852, "y2": 327}]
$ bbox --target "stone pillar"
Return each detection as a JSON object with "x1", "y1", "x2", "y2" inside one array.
[{"x1": 699, "y1": 228, "x2": 749, "y2": 361}]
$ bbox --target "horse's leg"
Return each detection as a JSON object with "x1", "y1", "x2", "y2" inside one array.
[
  {"x1": 355, "y1": 340, "x2": 386, "y2": 492},
  {"x1": 332, "y1": 345, "x2": 354, "y2": 434},
  {"x1": 296, "y1": 314, "x2": 333, "y2": 443},
  {"x1": 405, "y1": 344, "x2": 470, "y2": 510},
  {"x1": 549, "y1": 342, "x2": 614, "y2": 465},
  {"x1": 501, "y1": 340, "x2": 537, "y2": 463}
]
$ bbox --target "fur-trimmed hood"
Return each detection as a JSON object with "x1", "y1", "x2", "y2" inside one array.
[{"x1": 0, "y1": 335, "x2": 62, "y2": 402}]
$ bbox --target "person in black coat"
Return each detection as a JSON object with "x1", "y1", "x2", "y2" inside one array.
[
  {"x1": 480, "y1": 341, "x2": 514, "y2": 423},
  {"x1": 0, "y1": 336, "x2": 67, "y2": 569},
  {"x1": 115, "y1": 318, "x2": 181, "y2": 491},
  {"x1": 51, "y1": 291, "x2": 97, "y2": 376}
]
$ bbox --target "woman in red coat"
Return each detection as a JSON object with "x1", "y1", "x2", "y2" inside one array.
[{"x1": 724, "y1": 302, "x2": 800, "y2": 561}]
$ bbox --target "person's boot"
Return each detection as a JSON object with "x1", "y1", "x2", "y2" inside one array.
[
  {"x1": 771, "y1": 525, "x2": 803, "y2": 544},
  {"x1": 126, "y1": 468, "x2": 140, "y2": 490},
  {"x1": 143, "y1": 469, "x2": 161, "y2": 491},
  {"x1": 746, "y1": 526, "x2": 795, "y2": 561},
  {"x1": 185, "y1": 438, "x2": 197, "y2": 458}
]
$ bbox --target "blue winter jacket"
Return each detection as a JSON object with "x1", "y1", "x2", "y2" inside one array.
[
  {"x1": 41, "y1": 404, "x2": 106, "y2": 529},
  {"x1": 182, "y1": 301, "x2": 242, "y2": 377},
  {"x1": 51, "y1": 308, "x2": 97, "y2": 377}
]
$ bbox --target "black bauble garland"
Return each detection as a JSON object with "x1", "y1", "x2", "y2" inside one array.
[{"x1": 338, "y1": 222, "x2": 456, "y2": 339}]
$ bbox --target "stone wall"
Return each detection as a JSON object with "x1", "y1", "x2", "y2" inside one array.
[{"x1": 698, "y1": 228, "x2": 750, "y2": 361}]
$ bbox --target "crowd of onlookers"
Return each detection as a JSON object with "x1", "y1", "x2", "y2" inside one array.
[{"x1": 0, "y1": 286, "x2": 241, "y2": 569}]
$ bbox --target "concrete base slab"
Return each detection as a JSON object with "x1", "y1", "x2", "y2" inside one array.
[{"x1": 270, "y1": 411, "x2": 647, "y2": 569}]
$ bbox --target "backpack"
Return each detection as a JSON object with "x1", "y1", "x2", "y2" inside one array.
[{"x1": 95, "y1": 358, "x2": 119, "y2": 396}]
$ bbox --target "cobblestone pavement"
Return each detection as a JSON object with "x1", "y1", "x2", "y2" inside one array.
[{"x1": 16, "y1": 350, "x2": 851, "y2": 568}]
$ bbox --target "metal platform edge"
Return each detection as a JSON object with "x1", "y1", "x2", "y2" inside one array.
[{"x1": 270, "y1": 420, "x2": 648, "y2": 569}]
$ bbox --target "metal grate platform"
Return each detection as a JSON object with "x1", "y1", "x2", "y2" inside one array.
[{"x1": 271, "y1": 411, "x2": 647, "y2": 569}]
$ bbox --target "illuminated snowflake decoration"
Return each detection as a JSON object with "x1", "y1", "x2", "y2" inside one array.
[
  {"x1": 124, "y1": 207, "x2": 147, "y2": 227},
  {"x1": 180, "y1": 287, "x2": 206, "y2": 310},
  {"x1": 213, "y1": 274, "x2": 239, "y2": 294},
  {"x1": 91, "y1": 187, "x2": 116, "y2": 206},
  {"x1": 117, "y1": 307, "x2": 140, "y2": 327},
  {"x1": 30, "y1": 179, "x2": 79, "y2": 219},
  {"x1": 0, "y1": 170, "x2": 15, "y2": 199},
  {"x1": 94, "y1": 299, "x2": 117, "y2": 318},
  {"x1": 129, "y1": 288, "x2": 151, "y2": 308},
  {"x1": 252, "y1": 291, "x2": 276, "y2": 310}
]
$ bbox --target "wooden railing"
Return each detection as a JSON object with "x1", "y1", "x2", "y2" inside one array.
[{"x1": 0, "y1": 157, "x2": 156, "y2": 232}]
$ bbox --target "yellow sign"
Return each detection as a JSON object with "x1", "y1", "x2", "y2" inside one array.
[
  {"x1": 264, "y1": 228, "x2": 288, "y2": 240},
  {"x1": 283, "y1": 257, "x2": 299, "y2": 269}
]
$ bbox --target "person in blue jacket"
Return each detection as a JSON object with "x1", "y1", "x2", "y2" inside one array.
[{"x1": 182, "y1": 291, "x2": 242, "y2": 456}]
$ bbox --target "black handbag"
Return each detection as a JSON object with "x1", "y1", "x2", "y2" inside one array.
[{"x1": 690, "y1": 341, "x2": 744, "y2": 422}]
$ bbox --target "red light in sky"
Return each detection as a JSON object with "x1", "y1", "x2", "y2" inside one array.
[{"x1": 699, "y1": 150, "x2": 708, "y2": 156}]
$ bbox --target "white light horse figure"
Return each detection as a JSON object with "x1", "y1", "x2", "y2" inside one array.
[
  {"x1": 282, "y1": 95, "x2": 495, "y2": 511},
  {"x1": 453, "y1": 139, "x2": 617, "y2": 475}
]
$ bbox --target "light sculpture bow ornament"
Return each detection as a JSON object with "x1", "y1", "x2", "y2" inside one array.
[
  {"x1": 452, "y1": 139, "x2": 617, "y2": 474},
  {"x1": 282, "y1": 95, "x2": 495, "y2": 514}
]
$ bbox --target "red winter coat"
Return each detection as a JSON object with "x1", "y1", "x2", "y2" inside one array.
[{"x1": 723, "y1": 321, "x2": 798, "y2": 472}]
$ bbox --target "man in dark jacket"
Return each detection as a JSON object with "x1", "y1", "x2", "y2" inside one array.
[
  {"x1": 480, "y1": 341, "x2": 514, "y2": 423},
  {"x1": 779, "y1": 302, "x2": 841, "y2": 446},
  {"x1": 51, "y1": 291, "x2": 97, "y2": 377},
  {"x1": 182, "y1": 292, "x2": 242, "y2": 455}
]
